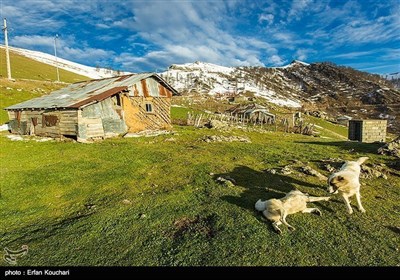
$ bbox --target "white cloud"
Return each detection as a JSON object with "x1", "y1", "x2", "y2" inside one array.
[
  {"x1": 330, "y1": 14, "x2": 399, "y2": 45},
  {"x1": 330, "y1": 50, "x2": 376, "y2": 59},
  {"x1": 288, "y1": 0, "x2": 314, "y2": 21},
  {"x1": 294, "y1": 48, "x2": 316, "y2": 61},
  {"x1": 95, "y1": 23, "x2": 111, "y2": 29},
  {"x1": 295, "y1": 50, "x2": 307, "y2": 61},
  {"x1": 258, "y1": 13, "x2": 274, "y2": 25},
  {"x1": 2, "y1": 0, "x2": 398, "y2": 74},
  {"x1": 11, "y1": 35, "x2": 54, "y2": 49},
  {"x1": 96, "y1": 34, "x2": 122, "y2": 42},
  {"x1": 10, "y1": 34, "x2": 114, "y2": 67},
  {"x1": 61, "y1": 47, "x2": 113, "y2": 63},
  {"x1": 267, "y1": 55, "x2": 286, "y2": 66},
  {"x1": 112, "y1": 1, "x2": 273, "y2": 70}
]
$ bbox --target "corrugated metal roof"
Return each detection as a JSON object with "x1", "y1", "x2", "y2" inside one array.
[{"x1": 5, "y1": 73, "x2": 178, "y2": 110}]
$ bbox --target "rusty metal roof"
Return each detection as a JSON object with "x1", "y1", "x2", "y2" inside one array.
[{"x1": 5, "y1": 73, "x2": 179, "y2": 110}]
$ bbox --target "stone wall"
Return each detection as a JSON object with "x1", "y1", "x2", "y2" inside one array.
[{"x1": 348, "y1": 119, "x2": 387, "y2": 143}]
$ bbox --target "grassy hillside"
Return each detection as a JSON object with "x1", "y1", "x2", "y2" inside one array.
[
  {"x1": 1, "y1": 123, "x2": 399, "y2": 266},
  {"x1": 304, "y1": 115, "x2": 348, "y2": 138},
  {"x1": 0, "y1": 47, "x2": 91, "y2": 124},
  {"x1": 0, "y1": 78, "x2": 66, "y2": 124},
  {"x1": 0, "y1": 48, "x2": 88, "y2": 83}
]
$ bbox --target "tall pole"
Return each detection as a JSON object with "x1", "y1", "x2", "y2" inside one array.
[
  {"x1": 54, "y1": 34, "x2": 60, "y2": 82},
  {"x1": 3, "y1": 18, "x2": 12, "y2": 80}
]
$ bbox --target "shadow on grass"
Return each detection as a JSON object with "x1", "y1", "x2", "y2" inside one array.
[
  {"x1": 217, "y1": 165, "x2": 325, "y2": 213},
  {"x1": 385, "y1": 226, "x2": 400, "y2": 235},
  {"x1": 294, "y1": 140, "x2": 382, "y2": 154},
  {"x1": 2, "y1": 211, "x2": 95, "y2": 245}
]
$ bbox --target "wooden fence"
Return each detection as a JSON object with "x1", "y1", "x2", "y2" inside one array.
[{"x1": 186, "y1": 111, "x2": 315, "y2": 135}]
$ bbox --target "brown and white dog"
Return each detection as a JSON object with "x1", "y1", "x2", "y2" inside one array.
[
  {"x1": 255, "y1": 190, "x2": 330, "y2": 234},
  {"x1": 327, "y1": 157, "x2": 368, "y2": 214}
]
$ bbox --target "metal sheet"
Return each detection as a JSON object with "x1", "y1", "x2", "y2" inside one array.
[
  {"x1": 5, "y1": 73, "x2": 178, "y2": 110},
  {"x1": 70, "y1": 86, "x2": 128, "y2": 108}
]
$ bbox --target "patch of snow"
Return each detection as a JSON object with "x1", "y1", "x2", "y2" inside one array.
[
  {"x1": 0, "y1": 45, "x2": 132, "y2": 79},
  {"x1": 7, "y1": 135, "x2": 24, "y2": 141},
  {"x1": 35, "y1": 137, "x2": 53, "y2": 142},
  {"x1": 279, "y1": 60, "x2": 310, "y2": 69},
  {"x1": 169, "y1": 61, "x2": 234, "y2": 74},
  {"x1": 0, "y1": 124, "x2": 9, "y2": 131}
]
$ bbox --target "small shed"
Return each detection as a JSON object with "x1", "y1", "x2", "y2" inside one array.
[
  {"x1": 348, "y1": 119, "x2": 387, "y2": 143},
  {"x1": 5, "y1": 73, "x2": 178, "y2": 142},
  {"x1": 225, "y1": 103, "x2": 275, "y2": 123}
]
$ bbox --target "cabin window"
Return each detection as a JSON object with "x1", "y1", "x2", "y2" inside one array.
[
  {"x1": 42, "y1": 115, "x2": 58, "y2": 127},
  {"x1": 145, "y1": 103, "x2": 153, "y2": 113}
]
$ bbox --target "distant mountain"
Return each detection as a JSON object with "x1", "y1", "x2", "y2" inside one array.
[
  {"x1": 160, "y1": 61, "x2": 303, "y2": 107},
  {"x1": 0, "y1": 45, "x2": 131, "y2": 79},
  {"x1": 383, "y1": 72, "x2": 400, "y2": 80},
  {"x1": 382, "y1": 72, "x2": 400, "y2": 89},
  {"x1": 159, "y1": 60, "x2": 400, "y2": 133}
]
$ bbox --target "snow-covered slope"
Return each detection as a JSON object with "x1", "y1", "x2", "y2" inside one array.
[
  {"x1": 159, "y1": 61, "x2": 302, "y2": 107},
  {"x1": 1, "y1": 45, "x2": 131, "y2": 79}
]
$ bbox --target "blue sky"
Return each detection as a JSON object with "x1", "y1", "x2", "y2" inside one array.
[{"x1": 1, "y1": 0, "x2": 399, "y2": 74}]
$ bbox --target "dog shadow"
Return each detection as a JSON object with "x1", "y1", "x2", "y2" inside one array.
[
  {"x1": 385, "y1": 226, "x2": 400, "y2": 235},
  {"x1": 217, "y1": 165, "x2": 330, "y2": 213}
]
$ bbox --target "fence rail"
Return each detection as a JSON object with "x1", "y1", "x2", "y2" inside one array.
[{"x1": 186, "y1": 111, "x2": 315, "y2": 135}]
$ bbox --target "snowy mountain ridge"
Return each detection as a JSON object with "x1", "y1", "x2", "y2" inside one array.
[{"x1": 159, "y1": 60, "x2": 304, "y2": 107}]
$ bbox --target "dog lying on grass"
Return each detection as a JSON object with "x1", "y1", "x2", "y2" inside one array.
[
  {"x1": 255, "y1": 190, "x2": 330, "y2": 234},
  {"x1": 327, "y1": 157, "x2": 368, "y2": 214}
]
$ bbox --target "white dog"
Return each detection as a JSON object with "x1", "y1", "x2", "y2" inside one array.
[
  {"x1": 255, "y1": 190, "x2": 330, "y2": 234},
  {"x1": 327, "y1": 157, "x2": 368, "y2": 214}
]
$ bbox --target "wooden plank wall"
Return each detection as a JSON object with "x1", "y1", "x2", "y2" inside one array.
[
  {"x1": 123, "y1": 96, "x2": 171, "y2": 132},
  {"x1": 7, "y1": 110, "x2": 78, "y2": 137}
]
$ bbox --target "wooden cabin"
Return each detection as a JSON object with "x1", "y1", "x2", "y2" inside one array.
[{"x1": 5, "y1": 73, "x2": 179, "y2": 142}]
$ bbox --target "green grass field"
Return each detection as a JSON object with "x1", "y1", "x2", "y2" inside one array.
[
  {"x1": 0, "y1": 57, "x2": 399, "y2": 266},
  {"x1": 1, "y1": 123, "x2": 399, "y2": 266}
]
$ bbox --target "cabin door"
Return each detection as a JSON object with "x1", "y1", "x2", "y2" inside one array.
[{"x1": 354, "y1": 121, "x2": 362, "y2": 141}]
